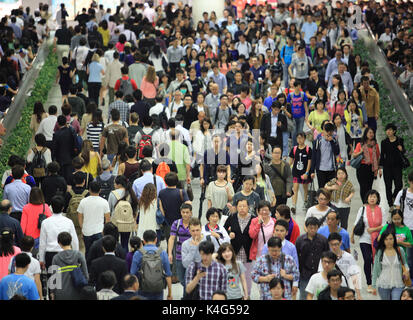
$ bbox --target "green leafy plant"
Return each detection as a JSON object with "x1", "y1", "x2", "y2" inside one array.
[
  {"x1": 354, "y1": 39, "x2": 413, "y2": 185},
  {"x1": 0, "y1": 46, "x2": 58, "y2": 198}
]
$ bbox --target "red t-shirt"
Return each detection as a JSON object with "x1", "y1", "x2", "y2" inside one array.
[{"x1": 114, "y1": 76, "x2": 138, "y2": 92}]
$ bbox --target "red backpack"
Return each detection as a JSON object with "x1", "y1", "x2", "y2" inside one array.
[
  {"x1": 155, "y1": 161, "x2": 171, "y2": 182},
  {"x1": 137, "y1": 129, "x2": 155, "y2": 159}
]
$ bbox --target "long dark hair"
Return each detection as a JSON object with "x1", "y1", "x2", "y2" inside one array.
[
  {"x1": 387, "y1": 209, "x2": 405, "y2": 235},
  {"x1": 0, "y1": 228, "x2": 15, "y2": 257},
  {"x1": 33, "y1": 101, "x2": 45, "y2": 123},
  {"x1": 91, "y1": 109, "x2": 103, "y2": 127},
  {"x1": 114, "y1": 175, "x2": 139, "y2": 214},
  {"x1": 377, "y1": 229, "x2": 400, "y2": 257},
  {"x1": 361, "y1": 127, "x2": 376, "y2": 145}
]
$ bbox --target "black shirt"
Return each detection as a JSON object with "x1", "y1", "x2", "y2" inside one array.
[
  {"x1": 41, "y1": 175, "x2": 68, "y2": 205},
  {"x1": 307, "y1": 78, "x2": 325, "y2": 97},
  {"x1": 177, "y1": 106, "x2": 198, "y2": 130},
  {"x1": 0, "y1": 213, "x2": 23, "y2": 246},
  {"x1": 55, "y1": 28, "x2": 72, "y2": 45},
  {"x1": 289, "y1": 145, "x2": 312, "y2": 178},
  {"x1": 131, "y1": 101, "x2": 150, "y2": 127}
]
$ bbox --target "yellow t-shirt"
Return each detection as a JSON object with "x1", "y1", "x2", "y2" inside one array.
[{"x1": 308, "y1": 110, "x2": 330, "y2": 132}]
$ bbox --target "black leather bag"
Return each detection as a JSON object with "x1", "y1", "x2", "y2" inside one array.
[
  {"x1": 353, "y1": 207, "x2": 365, "y2": 236},
  {"x1": 182, "y1": 262, "x2": 200, "y2": 300}
]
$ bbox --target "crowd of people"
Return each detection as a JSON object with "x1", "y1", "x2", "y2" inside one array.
[{"x1": 0, "y1": 0, "x2": 413, "y2": 301}]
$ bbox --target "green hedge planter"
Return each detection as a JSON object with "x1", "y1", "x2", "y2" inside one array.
[
  {"x1": 354, "y1": 39, "x2": 413, "y2": 185},
  {"x1": 0, "y1": 46, "x2": 58, "y2": 198}
]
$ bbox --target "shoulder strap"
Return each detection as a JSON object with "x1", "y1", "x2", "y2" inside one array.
[
  {"x1": 293, "y1": 146, "x2": 297, "y2": 157},
  {"x1": 270, "y1": 164, "x2": 287, "y2": 184},
  {"x1": 179, "y1": 189, "x2": 184, "y2": 202},
  {"x1": 401, "y1": 188, "x2": 408, "y2": 212}
]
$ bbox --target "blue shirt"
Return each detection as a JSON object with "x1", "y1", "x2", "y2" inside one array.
[
  {"x1": 262, "y1": 239, "x2": 299, "y2": 269},
  {"x1": 250, "y1": 65, "x2": 266, "y2": 81},
  {"x1": 132, "y1": 172, "x2": 166, "y2": 199},
  {"x1": 287, "y1": 92, "x2": 308, "y2": 119},
  {"x1": 301, "y1": 22, "x2": 318, "y2": 44},
  {"x1": 264, "y1": 96, "x2": 277, "y2": 112},
  {"x1": 0, "y1": 274, "x2": 39, "y2": 300},
  {"x1": 317, "y1": 225, "x2": 350, "y2": 251},
  {"x1": 281, "y1": 45, "x2": 295, "y2": 65},
  {"x1": 88, "y1": 61, "x2": 103, "y2": 83},
  {"x1": 209, "y1": 72, "x2": 228, "y2": 94},
  {"x1": 130, "y1": 244, "x2": 172, "y2": 279},
  {"x1": 3, "y1": 180, "x2": 31, "y2": 212}
]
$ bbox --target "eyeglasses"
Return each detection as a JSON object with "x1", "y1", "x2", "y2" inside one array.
[{"x1": 321, "y1": 259, "x2": 334, "y2": 264}]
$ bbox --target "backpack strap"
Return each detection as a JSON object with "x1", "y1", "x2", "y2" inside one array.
[
  {"x1": 293, "y1": 146, "x2": 297, "y2": 158},
  {"x1": 401, "y1": 188, "x2": 408, "y2": 213}
]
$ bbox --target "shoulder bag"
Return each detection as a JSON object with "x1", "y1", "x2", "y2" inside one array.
[{"x1": 353, "y1": 206, "x2": 365, "y2": 236}]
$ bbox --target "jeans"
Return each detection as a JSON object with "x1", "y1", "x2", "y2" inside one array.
[
  {"x1": 282, "y1": 131, "x2": 290, "y2": 157},
  {"x1": 378, "y1": 287, "x2": 404, "y2": 300},
  {"x1": 282, "y1": 63, "x2": 290, "y2": 88},
  {"x1": 299, "y1": 278, "x2": 310, "y2": 300},
  {"x1": 176, "y1": 259, "x2": 186, "y2": 294},
  {"x1": 138, "y1": 290, "x2": 163, "y2": 300},
  {"x1": 292, "y1": 116, "x2": 305, "y2": 146},
  {"x1": 360, "y1": 242, "x2": 373, "y2": 286},
  {"x1": 83, "y1": 233, "x2": 103, "y2": 259}
]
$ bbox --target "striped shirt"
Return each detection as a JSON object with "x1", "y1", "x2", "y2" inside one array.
[
  {"x1": 185, "y1": 261, "x2": 227, "y2": 300},
  {"x1": 170, "y1": 219, "x2": 191, "y2": 261},
  {"x1": 86, "y1": 122, "x2": 104, "y2": 150}
]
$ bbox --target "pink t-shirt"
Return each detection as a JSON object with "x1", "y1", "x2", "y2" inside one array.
[
  {"x1": 140, "y1": 76, "x2": 159, "y2": 99},
  {"x1": 257, "y1": 219, "x2": 275, "y2": 258},
  {"x1": 0, "y1": 246, "x2": 21, "y2": 280}
]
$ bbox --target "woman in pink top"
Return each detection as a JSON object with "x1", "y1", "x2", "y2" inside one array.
[
  {"x1": 0, "y1": 228, "x2": 21, "y2": 280},
  {"x1": 21, "y1": 187, "x2": 52, "y2": 245},
  {"x1": 140, "y1": 66, "x2": 159, "y2": 101},
  {"x1": 248, "y1": 201, "x2": 276, "y2": 261},
  {"x1": 115, "y1": 34, "x2": 126, "y2": 53},
  {"x1": 218, "y1": 52, "x2": 230, "y2": 76}
]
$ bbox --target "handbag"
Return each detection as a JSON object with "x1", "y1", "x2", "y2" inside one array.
[
  {"x1": 71, "y1": 265, "x2": 88, "y2": 289},
  {"x1": 397, "y1": 247, "x2": 412, "y2": 287},
  {"x1": 350, "y1": 154, "x2": 363, "y2": 169},
  {"x1": 155, "y1": 198, "x2": 165, "y2": 225},
  {"x1": 37, "y1": 204, "x2": 46, "y2": 229},
  {"x1": 186, "y1": 183, "x2": 194, "y2": 201},
  {"x1": 353, "y1": 206, "x2": 365, "y2": 236},
  {"x1": 307, "y1": 181, "x2": 317, "y2": 208}
]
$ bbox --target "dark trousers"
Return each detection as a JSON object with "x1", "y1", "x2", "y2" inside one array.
[
  {"x1": 169, "y1": 62, "x2": 180, "y2": 79},
  {"x1": 356, "y1": 163, "x2": 374, "y2": 203},
  {"x1": 367, "y1": 117, "x2": 377, "y2": 132},
  {"x1": 83, "y1": 233, "x2": 103, "y2": 259},
  {"x1": 383, "y1": 165, "x2": 403, "y2": 207},
  {"x1": 59, "y1": 164, "x2": 74, "y2": 184},
  {"x1": 330, "y1": 204, "x2": 351, "y2": 231},
  {"x1": 88, "y1": 82, "x2": 101, "y2": 105},
  {"x1": 316, "y1": 170, "x2": 336, "y2": 190},
  {"x1": 119, "y1": 232, "x2": 130, "y2": 253},
  {"x1": 360, "y1": 242, "x2": 373, "y2": 285}
]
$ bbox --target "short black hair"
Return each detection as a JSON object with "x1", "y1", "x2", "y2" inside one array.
[
  {"x1": 51, "y1": 195, "x2": 65, "y2": 214},
  {"x1": 321, "y1": 250, "x2": 337, "y2": 262},
  {"x1": 57, "y1": 232, "x2": 72, "y2": 246},
  {"x1": 327, "y1": 269, "x2": 343, "y2": 281},
  {"x1": 267, "y1": 236, "x2": 283, "y2": 248},
  {"x1": 257, "y1": 200, "x2": 271, "y2": 211},
  {"x1": 20, "y1": 236, "x2": 35, "y2": 252},
  {"x1": 274, "y1": 219, "x2": 289, "y2": 231},
  {"x1": 89, "y1": 180, "x2": 101, "y2": 193},
  {"x1": 99, "y1": 270, "x2": 117, "y2": 289},
  {"x1": 102, "y1": 235, "x2": 117, "y2": 252},
  {"x1": 337, "y1": 287, "x2": 355, "y2": 299},
  {"x1": 15, "y1": 253, "x2": 31, "y2": 268},
  {"x1": 164, "y1": 172, "x2": 178, "y2": 187},
  {"x1": 111, "y1": 108, "x2": 120, "y2": 122},
  {"x1": 198, "y1": 240, "x2": 215, "y2": 254},
  {"x1": 103, "y1": 222, "x2": 119, "y2": 239},
  {"x1": 305, "y1": 217, "x2": 320, "y2": 227},
  {"x1": 206, "y1": 207, "x2": 221, "y2": 221},
  {"x1": 143, "y1": 229, "x2": 157, "y2": 243},
  {"x1": 328, "y1": 232, "x2": 342, "y2": 243},
  {"x1": 140, "y1": 159, "x2": 152, "y2": 172}
]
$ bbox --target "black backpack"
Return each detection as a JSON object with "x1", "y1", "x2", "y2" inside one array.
[
  {"x1": 31, "y1": 147, "x2": 47, "y2": 178},
  {"x1": 96, "y1": 175, "x2": 115, "y2": 200}
]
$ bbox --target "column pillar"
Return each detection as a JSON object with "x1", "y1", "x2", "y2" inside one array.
[{"x1": 192, "y1": 0, "x2": 225, "y2": 28}]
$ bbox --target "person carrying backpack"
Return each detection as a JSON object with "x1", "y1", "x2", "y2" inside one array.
[
  {"x1": 135, "y1": 116, "x2": 157, "y2": 160},
  {"x1": 64, "y1": 172, "x2": 89, "y2": 253},
  {"x1": 95, "y1": 159, "x2": 115, "y2": 201},
  {"x1": 130, "y1": 229, "x2": 172, "y2": 300},
  {"x1": 108, "y1": 175, "x2": 139, "y2": 252},
  {"x1": 27, "y1": 133, "x2": 52, "y2": 186},
  {"x1": 114, "y1": 66, "x2": 137, "y2": 97},
  {"x1": 286, "y1": 81, "x2": 309, "y2": 146}
]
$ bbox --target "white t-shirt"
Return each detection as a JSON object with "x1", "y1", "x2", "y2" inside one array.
[
  {"x1": 77, "y1": 196, "x2": 110, "y2": 236},
  {"x1": 305, "y1": 206, "x2": 332, "y2": 226},
  {"x1": 353, "y1": 206, "x2": 388, "y2": 244},
  {"x1": 394, "y1": 189, "x2": 413, "y2": 230},
  {"x1": 8, "y1": 252, "x2": 41, "y2": 281},
  {"x1": 306, "y1": 272, "x2": 347, "y2": 299}
]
